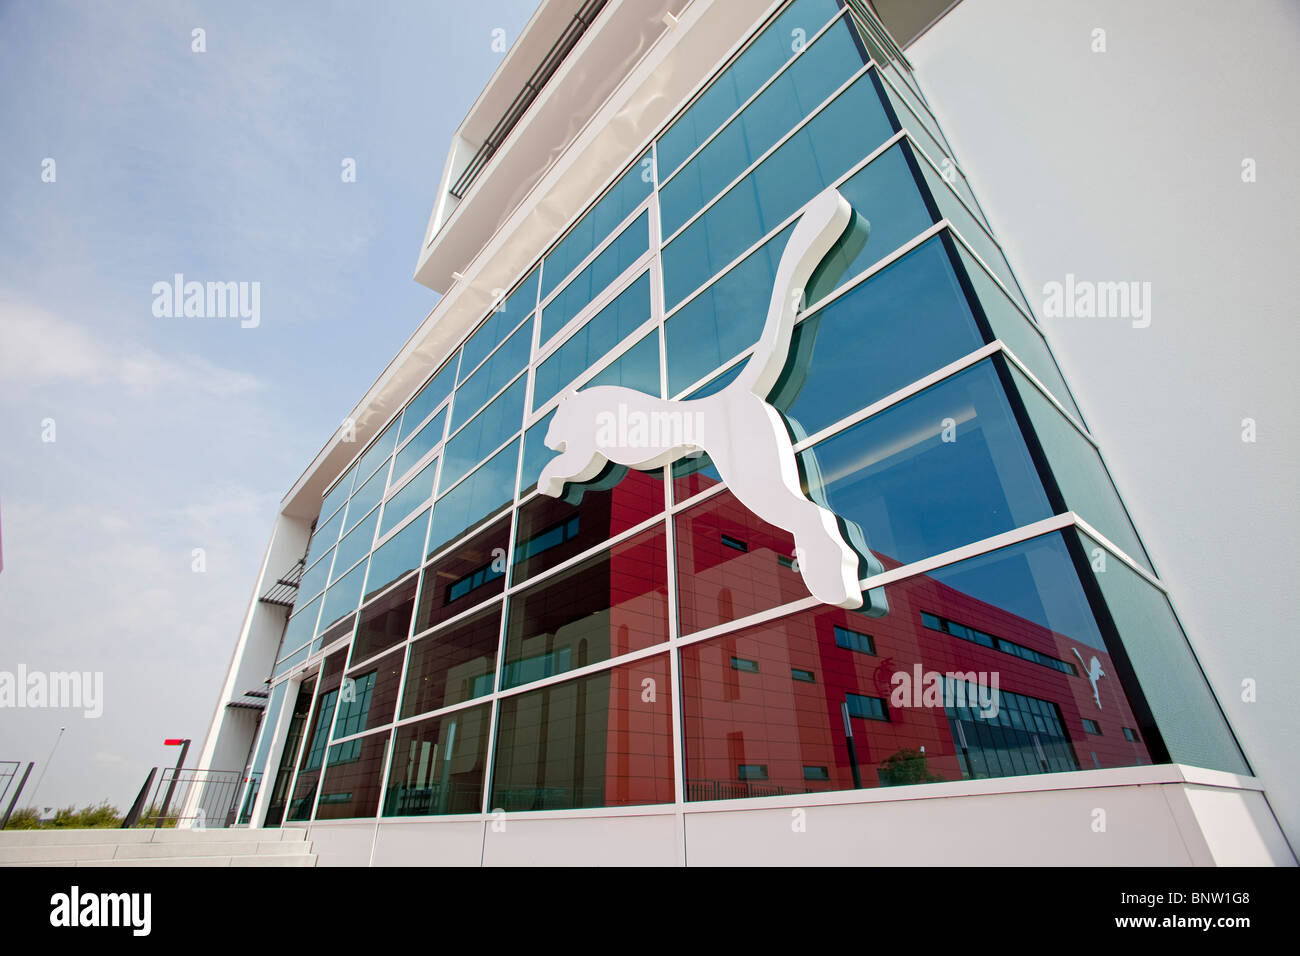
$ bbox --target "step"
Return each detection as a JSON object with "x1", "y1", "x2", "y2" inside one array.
[
  {"x1": 112, "y1": 841, "x2": 311, "y2": 860},
  {"x1": 0, "y1": 826, "x2": 306, "y2": 847},
  {"x1": 91, "y1": 853, "x2": 317, "y2": 868}
]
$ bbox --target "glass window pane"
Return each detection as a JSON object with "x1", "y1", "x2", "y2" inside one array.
[
  {"x1": 682, "y1": 531, "x2": 1159, "y2": 800},
  {"x1": 392, "y1": 406, "x2": 447, "y2": 485},
  {"x1": 1008, "y1": 363, "x2": 1153, "y2": 572},
  {"x1": 502, "y1": 525, "x2": 670, "y2": 689},
  {"x1": 319, "y1": 466, "x2": 355, "y2": 526},
  {"x1": 461, "y1": 266, "x2": 538, "y2": 379},
  {"x1": 665, "y1": 223, "x2": 794, "y2": 397},
  {"x1": 660, "y1": 15, "x2": 869, "y2": 236},
  {"x1": 913, "y1": 150, "x2": 1030, "y2": 314},
  {"x1": 540, "y1": 211, "x2": 649, "y2": 345},
  {"x1": 298, "y1": 550, "x2": 333, "y2": 605},
  {"x1": 379, "y1": 458, "x2": 438, "y2": 538},
  {"x1": 353, "y1": 576, "x2": 416, "y2": 663},
  {"x1": 519, "y1": 410, "x2": 556, "y2": 497},
  {"x1": 319, "y1": 559, "x2": 367, "y2": 634},
  {"x1": 580, "y1": 330, "x2": 661, "y2": 399},
  {"x1": 950, "y1": 240, "x2": 1082, "y2": 420},
  {"x1": 347, "y1": 466, "x2": 389, "y2": 529},
  {"x1": 450, "y1": 319, "x2": 532, "y2": 433},
  {"x1": 364, "y1": 509, "x2": 428, "y2": 603},
  {"x1": 657, "y1": 0, "x2": 843, "y2": 178},
  {"x1": 306, "y1": 506, "x2": 346, "y2": 568},
  {"x1": 534, "y1": 272, "x2": 651, "y2": 411},
  {"x1": 799, "y1": 359, "x2": 1053, "y2": 569},
  {"x1": 331, "y1": 506, "x2": 379, "y2": 584},
  {"x1": 661, "y1": 70, "x2": 896, "y2": 309},
  {"x1": 316, "y1": 731, "x2": 388, "y2": 820},
  {"x1": 356, "y1": 419, "x2": 400, "y2": 485},
  {"x1": 428, "y1": 439, "x2": 520, "y2": 560},
  {"x1": 513, "y1": 469, "x2": 664, "y2": 585},
  {"x1": 676, "y1": 488, "x2": 818, "y2": 635},
  {"x1": 442, "y1": 376, "x2": 526, "y2": 491},
  {"x1": 385, "y1": 706, "x2": 491, "y2": 816},
  {"x1": 541, "y1": 159, "x2": 651, "y2": 300},
  {"x1": 399, "y1": 357, "x2": 458, "y2": 444},
  {"x1": 281, "y1": 594, "x2": 322, "y2": 658},
  {"x1": 1076, "y1": 530, "x2": 1247, "y2": 773},
  {"x1": 492, "y1": 655, "x2": 674, "y2": 810},
  {"x1": 773, "y1": 235, "x2": 987, "y2": 441},
  {"x1": 403, "y1": 605, "x2": 500, "y2": 717},
  {"x1": 336, "y1": 650, "x2": 403, "y2": 737},
  {"x1": 415, "y1": 515, "x2": 511, "y2": 632}
]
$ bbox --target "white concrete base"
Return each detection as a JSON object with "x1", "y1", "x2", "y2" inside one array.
[
  {"x1": 290, "y1": 764, "x2": 1295, "y2": 867},
  {"x1": 0, "y1": 825, "x2": 316, "y2": 867}
]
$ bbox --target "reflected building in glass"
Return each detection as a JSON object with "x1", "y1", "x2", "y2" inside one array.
[{"x1": 191, "y1": 0, "x2": 1290, "y2": 865}]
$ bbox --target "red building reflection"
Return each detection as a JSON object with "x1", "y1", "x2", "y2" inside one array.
[{"x1": 676, "y1": 486, "x2": 1151, "y2": 797}]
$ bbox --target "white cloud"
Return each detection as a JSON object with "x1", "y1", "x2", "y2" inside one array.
[{"x1": 0, "y1": 299, "x2": 262, "y2": 396}]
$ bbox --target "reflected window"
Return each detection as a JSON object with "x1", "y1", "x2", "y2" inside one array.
[
  {"x1": 386, "y1": 705, "x2": 491, "y2": 816},
  {"x1": 502, "y1": 525, "x2": 669, "y2": 688},
  {"x1": 403, "y1": 605, "x2": 500, "y2": 716},
  {"x1": 491, "y1": 655, "x2": 674, "y2": 811}
]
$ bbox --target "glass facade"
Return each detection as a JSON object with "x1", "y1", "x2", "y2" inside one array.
[{"x1": 242, "y1": 0, "x2": 1247, "y2": 825}]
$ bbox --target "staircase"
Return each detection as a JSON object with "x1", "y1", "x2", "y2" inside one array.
[{"x1": 0, "y1": 827, "x2": 316, "y2": 867}]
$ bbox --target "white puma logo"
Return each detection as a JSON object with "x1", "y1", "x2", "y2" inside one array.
[
  {"x1": 537, "y1": 187, "x2": 887, "y2": 612},
  {"x1": 1073, "y1": 648, "x2": 1106, "y2": 710}
]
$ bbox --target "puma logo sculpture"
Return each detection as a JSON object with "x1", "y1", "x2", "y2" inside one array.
[{"x1": 537, "y1": 187, "x2": 886, "y2": 611}]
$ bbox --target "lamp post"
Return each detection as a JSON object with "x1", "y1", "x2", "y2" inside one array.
[
  {"x1": 841, "y1": 702, "x2": 862, "y2": 789},
  {"x1": 156, "y1": 738, "x2": 190, "y2": 828}
]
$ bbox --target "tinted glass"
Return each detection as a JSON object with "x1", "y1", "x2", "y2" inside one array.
[
  {"x1": 540, "y1": 211, "x2": 649, "y2": 345},
  {"x1": 541, "y1": 158, "x2": 651, "y2": 299},
  {"x1": 364, "y1": 510, "x2": 428, "y2": 602},
  {"x1": 415, "y1": 515, "x2": 511, "y2": 632},
  {"x1": 428, "y1": 439, "x2": 519, "y2": 559},
  {"x1": 502, "y1": 525, "x2": 670, "y2": 689},
  {"x1": 681, "y1": 532, "x2": 1155, "y2": 801},
  {"x1": 379, "y1": 457, "x2": 437, "y2": 538},
  {"x1": 316, "y1": 732, "x2": 388, "y2": 820},
  {"x1": 491, "y1": 654, "x2": 674, "y2": 810},
  {"x1": 441, "y1": 375, "x2": 526, "y2": 491},
  {"x1": 352, "y1": 576, "x2": 416, "y2": 663},
  {"x1": 1009, "y1": 364, "x2": 1153, "y2": 572},
  {"x1": 657, "y1": 0, "x2": 842, "y2": 177},
  {"x1": 385, "y1": 706, "x2": 491, "y2": 816},
  {"x1": 533, "y1": 272, "x2": 651, "y2": 410},
  {"x1": 392, "y1": 406, "x2": 447, "y2": 484},
  {"x1": 660, "y1": 15, "x2": 868, "y2": 236},
  {"x1": 399, "y1": 358, "x2": 457, "y2": 443},
  {"x1": 450, "y1": 319, "x2": 532, "y2": 433},
  {"x1": 661, "y1": 70, "x2": 896, "y2": 309},
  {"x1": 461, "y1": 265, "x2": 539, "y2": 378},
  {"x1": 774, "y1": 235, "x2": 986, "y2": 440},
  {"x1": 403, "y1": 605, "x2": 500, "y2": 716},
  {"x1": 799, "y1": 360, "x2": 1052, "y2": 568}
]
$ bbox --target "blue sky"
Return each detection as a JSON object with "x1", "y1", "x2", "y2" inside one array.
[{"x1": 0, "y1": 0, "x2": 538, "y2": 812}]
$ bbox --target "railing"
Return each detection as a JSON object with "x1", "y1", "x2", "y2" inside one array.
[
  {"x1": 121, "y1": 767, "x2": 244, "y2": 829},
  {"x1": 0, "y1": 760, "x2": 35, "y2": 828},
  {"x1": 686, "y1": 780, "x2": 790, "y2": 802},
  {"x1": 259, "y1": 557, "x2": 304, "y2": 607},
  {"x1": 448, "y1": 0, "x2": 609, "y2": 200}
]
